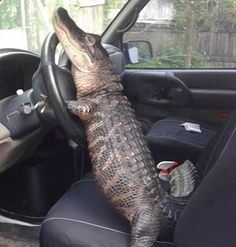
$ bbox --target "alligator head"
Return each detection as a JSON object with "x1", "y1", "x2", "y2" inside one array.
[{"x1": 52, "y1": 7, "x2": 120, "y2": 98}]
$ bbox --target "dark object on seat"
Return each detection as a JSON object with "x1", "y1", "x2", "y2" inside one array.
[
  {"x1": 147, "y1": 117, "x2": 216, "y2": 163},
  {"x1": 40, "y1": 113, "x2": 236, "y2": 247}
]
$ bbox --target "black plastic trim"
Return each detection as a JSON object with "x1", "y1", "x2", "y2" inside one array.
[{"x1": 40, "y1": 33, "x2": 85, "y2": 144}]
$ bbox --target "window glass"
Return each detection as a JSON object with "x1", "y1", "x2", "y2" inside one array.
[
  {"x1": 0, "y1": 0, "x2": 128, "y2": 54},
  {"x1": 124, "y1": 0, "x2": 236, "y2": 69}
]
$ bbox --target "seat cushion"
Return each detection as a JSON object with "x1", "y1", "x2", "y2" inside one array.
[
  {"x1": 40, "y1": 173, "x2": 175, "y2": 247},
  {"x1": 147, "y1": 117, "x2": 216, "y2": 163}
]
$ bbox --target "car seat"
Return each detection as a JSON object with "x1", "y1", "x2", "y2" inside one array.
[
  {"x1": 146, "y1": 117, "x2": 217, "y2": 164},
  {"x1": 39, "y1": 111, "x2": 236, "y2": 247}
]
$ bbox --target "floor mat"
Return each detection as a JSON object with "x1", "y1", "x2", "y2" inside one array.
[{"x1": 0, "y1": 223, "x2": 40, "y2": 247}]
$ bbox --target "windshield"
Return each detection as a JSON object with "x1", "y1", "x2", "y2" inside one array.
[{"x1": 0, "y1": 0, "x2": 128, "y2": 54}]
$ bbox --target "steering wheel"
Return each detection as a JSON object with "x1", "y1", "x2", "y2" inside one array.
[{"x1": 39, "y1": 32, "x2": 86, "y2": 144}]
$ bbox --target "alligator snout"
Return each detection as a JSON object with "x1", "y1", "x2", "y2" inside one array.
[
  {"x1": 52, "y1": 7, "x2": 119, "y2": 97},
  {"x1": 53, "y1": 7, "x2": 86, "y2": 40},
  {"x1": 52, "y1": 7, "x2": 107, "y2": 67}
]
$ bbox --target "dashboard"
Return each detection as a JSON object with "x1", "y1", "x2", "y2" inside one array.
[
  {"x1": 0, "y1": 50, "x2": 41, "y2": 173},
  {"x1": 0, "y1": 49, "x2": 40, "y2": 100}
]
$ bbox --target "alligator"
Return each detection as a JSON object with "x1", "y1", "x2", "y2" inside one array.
[{"x1": 52, "y1": 7, "x2": 197, "y2": 247}]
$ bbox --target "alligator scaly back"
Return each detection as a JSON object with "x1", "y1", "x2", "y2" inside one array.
[{"x1": 52, "y1": 7, "x2": 197, "y2": 246}]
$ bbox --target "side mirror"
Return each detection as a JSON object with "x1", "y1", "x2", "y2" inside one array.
[{"x1": 123, "y1": 40, "x2": 153, "y2": 64}]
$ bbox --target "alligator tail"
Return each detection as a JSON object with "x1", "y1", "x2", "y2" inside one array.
[{"x1": 130, "y1": 204, "x2": 162, "y2": 247}]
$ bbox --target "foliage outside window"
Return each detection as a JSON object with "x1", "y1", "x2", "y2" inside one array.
[
  {"x1": 0, "y1": 0, "x2": 128, "y2": 54},
  {"x1": 124, "y1": 0, "x2": 236, "y2": 69}
]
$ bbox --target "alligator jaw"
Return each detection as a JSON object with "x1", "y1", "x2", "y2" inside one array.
[
  {"x1": 52, "y1": 7, "x2": 107, "y2": 72},
  {"x1": 52, "y1": 7, "x2": 86, "y2": 41},
  {"x1": 52, "y1": 7, "x2": 121, "y2": 97}
]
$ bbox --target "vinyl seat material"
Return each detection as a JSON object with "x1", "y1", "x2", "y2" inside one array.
[
  {"x1": 40, "y1": 112, "x2": 236, "y2": 247},
  {"x1": 147, "y1": 117, "x2": 216, "y2": 163},
  {"x1": 40, "y1": 173, "x2": 174, "y2": 247}
]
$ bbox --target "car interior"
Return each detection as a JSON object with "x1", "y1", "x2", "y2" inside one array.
[{"x1": 0, "y1": 0, "x2": 236, "y2": 246}]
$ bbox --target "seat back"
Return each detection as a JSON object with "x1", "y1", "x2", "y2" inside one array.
[
  {"x1": 196, "y1": 112, "x2": 236, "y2": 178},
  {"x1": 103, "y1": 44, "x2": 125, "y2": 75},
  {"x1": 174, "y1": 113, "x2": 236, "y2": 247}
]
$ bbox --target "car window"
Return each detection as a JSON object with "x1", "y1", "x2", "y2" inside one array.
[
  {"x1": 0, "y1": 0, "x2": 128, "y2": 54},
  {"x1": 123, "y1": 0, "x2": 236, "y2": 69}
]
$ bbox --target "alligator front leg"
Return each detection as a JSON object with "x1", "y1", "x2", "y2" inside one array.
[{"x1": 66, "y1": 100, "x2": 95, "y2": 121}]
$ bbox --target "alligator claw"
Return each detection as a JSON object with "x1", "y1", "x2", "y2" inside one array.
[
  {"x1": 65, "y1": 100, "x2": 80, "y2": 116},
  {"x1": 66, "y1": 100, "x2": 94, "y2": 120}
]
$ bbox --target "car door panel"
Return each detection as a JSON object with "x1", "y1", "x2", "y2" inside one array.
[{"x1": 123, "y1": 69, "x2": 235, "y2": 126}]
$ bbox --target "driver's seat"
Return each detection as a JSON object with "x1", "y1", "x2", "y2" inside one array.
[{"x1": 40, "y1": 112, "x2": 236, "y2": 247}]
